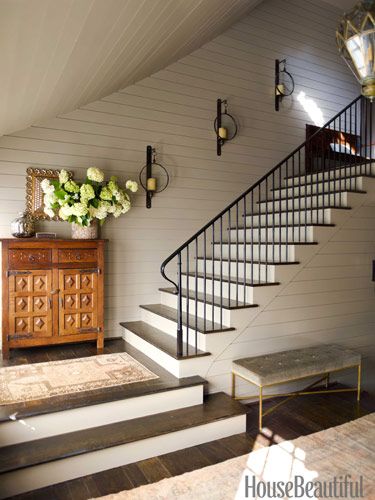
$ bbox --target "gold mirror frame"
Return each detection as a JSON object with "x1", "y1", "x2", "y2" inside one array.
[{"x1": 25, "y1": 167, "x2": 73, "y2": 221}]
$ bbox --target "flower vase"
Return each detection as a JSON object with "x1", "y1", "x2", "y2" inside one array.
[{"x1": 71, "y1": 221, "x2": 98, "y2": 239}]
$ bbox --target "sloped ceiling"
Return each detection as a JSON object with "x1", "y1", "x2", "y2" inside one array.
[{"x1": 0, "y1": 0, "x2": 261, "y2": 137}]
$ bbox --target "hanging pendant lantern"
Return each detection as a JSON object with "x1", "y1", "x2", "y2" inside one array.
[{"x1": 336, "y1": 1, "x2": 375, "y2": 99}]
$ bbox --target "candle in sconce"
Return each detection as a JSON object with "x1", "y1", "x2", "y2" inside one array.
[
  {"x1": 147, "y1": 177, "x2": 157, "y2": 191},
  {"x1": 218, "y1": 127, "x2": 228, "y2": 140}
]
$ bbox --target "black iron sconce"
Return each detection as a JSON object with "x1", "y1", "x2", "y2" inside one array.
[
  {"x1": 214, "y1": 99, "x2": 238, "y2": 156},
  {"x1": 275, "y1": 59, "x2": 295, "y2": 111},
  {"x1": 139, "y1": 145, "x2": 169, "y2": 209}
]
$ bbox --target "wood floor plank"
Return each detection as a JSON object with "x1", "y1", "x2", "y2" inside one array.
[
  {"x1": 159, "y1": 447, "x2": 211, "y2": 475},
  {"x1": 121, "y1": 463, "x2": 149, "y2": 488},
  {"x1": 136, "y1": 457, "x2": 171, "y2": 483}
]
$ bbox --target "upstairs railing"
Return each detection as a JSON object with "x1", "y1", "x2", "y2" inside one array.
[{"x1": 161, "y1": 95, "x2": 374, "y2": 358}]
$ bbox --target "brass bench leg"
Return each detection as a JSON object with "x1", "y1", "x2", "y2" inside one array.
[
  {"x1": 357, "y1": 363, "x2": 361, "y2": 402},
  {"x1": 259, "y1": 385, "x2": 263, "y2": 431},
  {"x1": 232, "y1": 372, "x2": 236, "y2": 399}
]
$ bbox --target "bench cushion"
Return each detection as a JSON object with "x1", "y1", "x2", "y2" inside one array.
[{"x1": 232, "y1": 344, "x2": 361, "y2": 387}]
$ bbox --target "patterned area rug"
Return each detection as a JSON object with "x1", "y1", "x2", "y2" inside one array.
[
  {"x1": 0, "y1": 353, "x2": 158, "y2": 404},
  {"x1": 95, "y1": 413, "x2": 375, "y2": 499}
]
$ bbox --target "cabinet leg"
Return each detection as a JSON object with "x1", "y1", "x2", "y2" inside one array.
[
  {"x1": 2, "y1": 345, "x2": 10, "y2": 360},
  {"x1": 96, "y1": 335, "x2": 104, "y2": 352}
]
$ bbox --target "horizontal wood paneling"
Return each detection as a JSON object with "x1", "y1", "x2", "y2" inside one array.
[
  {"x1": 0, "y1": 0, "x2": 368, "y2": 370},
  {"x1": 207, "y1": 197, "x2": 375, "y2": 393}
]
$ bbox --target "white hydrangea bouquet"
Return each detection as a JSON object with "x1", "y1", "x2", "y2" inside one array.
[{"x1": 41, "y1": 167, "x2": 138, "y2": 238}]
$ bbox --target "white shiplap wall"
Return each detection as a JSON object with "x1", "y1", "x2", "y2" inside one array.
[{"x1": 0, "y1": 0, "x2": 363, "y2": 348}]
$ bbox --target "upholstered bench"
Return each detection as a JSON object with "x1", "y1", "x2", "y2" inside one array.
[{"x1": 232, "y1": 344, "x2": 361, "y2": 430}]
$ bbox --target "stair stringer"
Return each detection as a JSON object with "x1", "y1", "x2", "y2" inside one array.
[{"x1": 202, "y1": 181, "x2": 375, "y2": 397}]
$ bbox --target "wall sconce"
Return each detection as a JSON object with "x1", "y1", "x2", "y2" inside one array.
[
  {"x1": 275, "y1": 59, "x2": 295, "y2": 111},
  {"x1": 214, "y1": 99, "x2": 238, "y2": 156},
  {"x1": 139, "y1": 145, "x2": 169, "y2": 209}
]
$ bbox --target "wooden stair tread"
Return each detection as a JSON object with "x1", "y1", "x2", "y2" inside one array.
[
  {"x1": 159, "y1": 288, "x2": 258, "y2": 309},
  {"x1": 274, "y1": 176, "x2": 374, "y2": 191},
  {"x1": 140, "y1": 304, "x2": 235, "y2": 334},
  {"x1": 182, "y1": 271, "x2": 280, "y2": 287},
  {"x1": 0, "y1": 393, "x2": 247, "y2": 474},
  {"x1": 257, "y1": 189, "x2": 366, "y2": 204},
  {"x1": 121, "y1": 321, "x2": 210, "y2": 359},
  {"x1": 196, "y1": 257, "x2": 300, "y2": 265},
  {"x1": 243, "y1": 206, "x2": 352, "y2": 217},
  {"x1": 228, "y1": 223, "x2": 335, "y2": 230}
]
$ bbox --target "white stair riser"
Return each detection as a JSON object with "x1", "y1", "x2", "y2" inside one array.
[
  {"x1": 284, "y1": 163, "x2": 375, "y2": 187},
  {"x1": 183, "y1": 274, "x2": 254, "y2": 303},
  {"x1": 257, "y1": 192, "x2": 349, "y2": 213},
  {"x1": 274, "y1": 177, "x2": 364, "y2": 198},
  {"x1": 212, "y1": 243, "x2": 296, "y2": 261},
  {"x1": 0, "y1": 384, "x2": 204, "y2": 446},
  {"x1": 0, "y1": 415, "x2": 247, "y2": 499},
  {"x1": 197, "y1": 259, "x2": 276, "y2": 282},
  {"x1": 140, "y1": 308, "x2": 208, "y2": 349},
  {"x1": 124, "y1": 328, "x2": 212, "y2": 378},
  {"x1": 243, "y1": 208, "x2": 332, "y2": 226},
  {"x1": 161, "y1": 290, "x2": 232, "y2": 326},
  {"x1": 227, "y1": 225, "x2": 314, "y2": 243}
]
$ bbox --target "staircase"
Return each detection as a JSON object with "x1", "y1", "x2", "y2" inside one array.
[
  {"x1": 2, "y1": 96, "x2": 374, "y2": 499},
  {"x1": 121, "y1": 95, "x2": 375, "y2": 382}
]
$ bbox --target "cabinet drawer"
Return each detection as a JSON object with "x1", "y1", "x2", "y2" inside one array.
[
  {"x1": 9, "y1": 249, "x2": 52, "y2": 269},
  {"x1": 58, "y1": 248, "x2": 98, "y2": 264}
]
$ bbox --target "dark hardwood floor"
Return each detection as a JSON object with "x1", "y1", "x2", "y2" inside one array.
[{"x1": 2, "y1": 340, "x2": 374, "y2": 500}]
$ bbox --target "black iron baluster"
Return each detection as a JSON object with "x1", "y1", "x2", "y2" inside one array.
[
  {"x1": 251, "y1": 192, "x2": 254, "y2": 284},
  {"x1": 279, "y1": 167, "x2": 282, "y2": 262},
  {"x1": 265, "y1": 176, "x2": 268, "y2": 280},
  {"x1": 285, "y1": 160, "x2": 289, "y2": 262},
  {"x1": 186, "y1": 246, "x2": 189, "y2": 355},
  {"x1": 370, "y1": 98, "x2": 373, "y2": 164},
  {"x1": 243, "y1": 195, "x2": 247, "y2": 304},
  {"x1": 177, "y1": 252, "x2": 183, "y2": 358},
  {"x1": 211, "y1": 224, "x2": 215, "y2": 328},
  {"x1": 236, "y1": 203, "x2": 239, "y2": 305},
  {"x1": 203, "y1": 230, "x2": 207, "y2": 332},
  {"x1": 228, "y1": 209, "x2": 232, "y2": 304},
  {"x1": 220, "y1": 216, "x2": 223, "y2": 327},
  {"x1": 258, "y1": 185, "x2": 261, "y2": 273},
  {"x1": 195, "y1": 238, "x2": 198, "y2": 353},
  {"x1": 272, "y1": 171, "x2": 275, "y2": 263}
]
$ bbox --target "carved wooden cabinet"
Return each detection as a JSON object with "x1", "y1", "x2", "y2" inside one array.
[{"x1": 1, "y1": 239, "x2": 105, "y2": 358}]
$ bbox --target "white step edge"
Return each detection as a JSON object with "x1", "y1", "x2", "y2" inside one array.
[
  {"x1": 0, "y1": 413, "x2": 246, "y2": 499},
  {"x1": 0, "y1": 383, "x2": 203, "y2": 446},
  {"x1": 124, "y1": 328, "x2": 212, "y2": 378}
]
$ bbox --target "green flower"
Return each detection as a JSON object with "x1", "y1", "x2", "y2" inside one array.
[
  {"x1": 64, "y1": 180, "x2": 80, "y2": 193},
  {"x1": 100, "y1": 186, "x2": 113, "y2": 201},
  {"x1": 59, "y1": 169, "x2": 70, "y2": 184},
  {"x1": 80, "y1": 183, "x2": 95, "y2": 201},
  {"x1": 71, "y1": 203, "x2": 88, "y2": 217},
  {"x1": 59, "y1": 205, "x2": 73, "y2": 220},
  {"x1": 87, "y1": 167, "x2": 104, "y2": 183},
  {"x1": 108, "y1": 179, "x2": 118, "y2": 194}
]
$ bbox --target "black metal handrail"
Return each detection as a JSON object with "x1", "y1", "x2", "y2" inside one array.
[{"x1": 160, "y1": 95, "x2": 373, "y2": 358}]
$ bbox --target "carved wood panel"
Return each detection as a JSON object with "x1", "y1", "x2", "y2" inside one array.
[
  {"x1": 58, "y1": 269, "x2": 98, "y2": 336},
  {"x1": 58, "y1": 248, "x2": 97, "y2": 264},
  {"x1": 9, "y1": 249, "x2": 52, "y2": 269},
  {"x1": 8, "y1": 270, "x2": 53, "y2": 339}
]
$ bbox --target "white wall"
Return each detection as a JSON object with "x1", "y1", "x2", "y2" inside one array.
[{"x1": 0, "y1": 0, "x2": 360, "y2": 342}]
